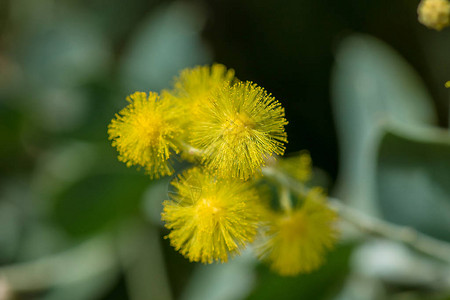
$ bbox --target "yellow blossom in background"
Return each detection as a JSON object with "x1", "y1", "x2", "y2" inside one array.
[
  {"x1": 259, "y1": 188, "x2": 337, "y2": 276},
  {"x1": 190, "y1": 81, "x2": 288, "y2": 180},
  {"x1": 170, "y1": 63, "x2": 235, "y2": 103},
  {"x1": 164, "y1": 64, "x2": 235, "y2": 122},
  {"x1": 278, "y1": 151, "x2": 312, "y2": 182},
  {"x1": 162, "y1": 167, "x2": 260, "y2": 263},
  {"x1": 108, "y1": 92, "x2": 181, "y2": 178},
  {"x1": 418, "y1": 0, "x2": 450, "y2": 30},
  {"x1": 445, "y1": 81, "x2": 450, "y2": 88}
]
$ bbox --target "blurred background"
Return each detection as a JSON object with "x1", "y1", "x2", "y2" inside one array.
[{"x1": 1, "y1": 0, "x2": 450, "y2": 299}]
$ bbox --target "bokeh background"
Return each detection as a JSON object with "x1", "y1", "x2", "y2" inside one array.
[{"x1": 1, "y1": 0, "x2": 450, "y2": 299}]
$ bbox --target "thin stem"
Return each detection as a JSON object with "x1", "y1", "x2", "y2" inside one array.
[
  {"x1": 447, "y1": 81, "x2": 450, "y2": 129},
  {"x1": 329, "y1": 199, "x2": 450, "y2": 263},
  {"x1": 179, "y1": 142, "x2": 204, "y2": 158},
  {"x1": 116, "y1": 223, "x2": 173, "y2": 300},
  {"x1": 262, "y1": 166, "x2": 450, "y2": 264},
  {"x1": 279, "y1": 185, "x2": 293, "y2": 212}
]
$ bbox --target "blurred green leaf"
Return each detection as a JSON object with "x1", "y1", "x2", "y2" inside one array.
[
  {"x1": 181, "y1": 250, "x2": 256, "y2": 300},
  {"x1": 142, "y1": 178, "x2": 170, "y2": 226},
  {"x1": 51, "y1": 173, "x2": 150, "y2": 237},
  {"x1": 0, "y1": 201, "x2": 22, "y2": 262},
  {"x1": 2, "y1": 234, "x2": 118, "y2": 297},
  {"x1": 0, "y1": 105, "x2": 26, "y2": 175},
  {"x1": 120, "y1": 2, "x2": 211, "y2": 92},
  {"x1": 376, "y1": 127, "x2": 450, "y2": 241},
  {"x1": 16, "y1": 8, "x2": 111, "y2": 90},
  {"x1": 0, "y1": 178, "x2": 66, "y2": 263},
  {"x1": 246, "y1": 244, "x2": 354, "y2": 300},
  {"x1": 160, "y1": 229, "x2": 196, "y2": 299},
  {"x1": 43, "y1": 270, "x2": 117, "y2": 300},
  {"x1": 30, "y1": 88, "x2": 91, "y2": 133},
  {"x1": 16, "y1": 221, "x2": 71, "y2": 262},
  {"x1": 331, "y1": 34, "x2": 437, "y2": 216},
  {"x1": 350, "y1": 238, "x2": 450, "y2": 296},
  {"x1": 117, "y1": 223, "x2": 172, "y2": 300},
  {"x1": 32, "y1": 141, "x2": 98, "y2": 202}
]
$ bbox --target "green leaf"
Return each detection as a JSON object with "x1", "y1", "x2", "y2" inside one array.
[
  {"x1": 120, "y1": 2, "x2": 211, "y2": 92},
  {"x1": 16, "y1": 8, "x2": 111, "y2": 90},
  {"x1": 118, "y1": 224, "x2": 173, "y2": 300},
  {"x1": 376, "y1": 127, "x2": 450, "y2": 241},
  {"x1": 331, "y1": 34, "x2": 437, "y2": 216},
  {"x1": 43, "y1": 270, "x2": 117, "y2": 300},
  {"x1": 246, "y1": 244, "x2": 354, "y2": 300},
  {"x1": 0, "y1": 191, "x2": 25, "y2": 262},
  {"x1": 0, "y1": 105, "x2": 26, "y2": 174},
  {"x1": 180, "y1": 251, "x2": 256, "y2": 300}
]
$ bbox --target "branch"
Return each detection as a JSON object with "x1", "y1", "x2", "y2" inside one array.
[{"x1": 262, "y1": 166, "x2": 450, "y2": 264}]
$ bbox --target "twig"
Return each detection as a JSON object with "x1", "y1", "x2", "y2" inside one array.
[
  {"x1": 279, "y1": 185, "x2": 293, "y2": 212},
  {"x1": 330, "y1": 199, "x2": 450, "y2": 263}
]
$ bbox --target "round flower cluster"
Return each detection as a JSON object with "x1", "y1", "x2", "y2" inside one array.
[
  {"x1": 108, "y1": 64, "x2": 338, "y2": 275},
  {"x1": 418, "y1": 0, "x2": 450, "y2": 31}
]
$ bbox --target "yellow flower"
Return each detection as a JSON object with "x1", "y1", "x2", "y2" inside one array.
[
  {"x1": 164, "y1": 64, "x2": 235, "y2": 122},
  {"x1": 446, "y1": 81, "x2": 450, "y2": 88},
  {"x1": 278, "y1": 151, "x2": 312, "y2": 182},
  {"x1": 190, "y1": 81, "x2": 288, "y2": 180},
  {"x1": 259, "y1": 188, "x2": 338, "y2": 276},
  {"x1": 418, "y1": 0, "x2": 450, "y2": 31},
  {"x1": 107, "y1": 92, "x2": 181, "y2": 178},
  {"x1": 169, "y1": 63, "x2": 235, "y2": 103},
  {"x1": 163, "y1": 64, "x2": 236, "y2": 158},
  {"x1": 162, "y1": 167, "x2": 260, "y2": 263}
]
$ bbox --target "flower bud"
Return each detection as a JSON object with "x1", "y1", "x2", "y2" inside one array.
[{"x1": 418, "y1": 0, "x2": 450, "y2": 31}]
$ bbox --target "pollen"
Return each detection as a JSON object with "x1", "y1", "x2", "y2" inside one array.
[
  {"x1": 190, "y1": 81, "x2": 288, "y2": 180},
  {"x1": 162, "y1": 64, "x2": 236, "y2": 155},
  {"x1": 170, "y1": 63, "x2": 235, "y2": 103},
  {"x1": 164, "y1": 64, "x2": 235, "y2": 125},
  {"x1": 258, "y1": 188, "x2": 338, "y2": 276},
  {"x1": 107, "y1": 92, "x2": 181, "y2": 178},
  {"x1": 222, "y1": 113, "x2": 255, "y2": 139},
  {"x1": 162, "y1": 167, "x2": 260, "y2": 263},
  {"x1": 278, "y1": 151, "x2": 313, "y2": 182}
]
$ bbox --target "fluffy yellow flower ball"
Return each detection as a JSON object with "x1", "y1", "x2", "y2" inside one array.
[
  {"x1": 108, "y1": 92, "x2": 181, "y2": 178},
  {"x1": 162, "y1": 167, "x2": 261, "y2": 263},
  {"x1": 259, "y1": 188, "x2": 338, "y2": 276},
  {"x1": 190, "y1": 81, "x2": 288, "y2": 180}
]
